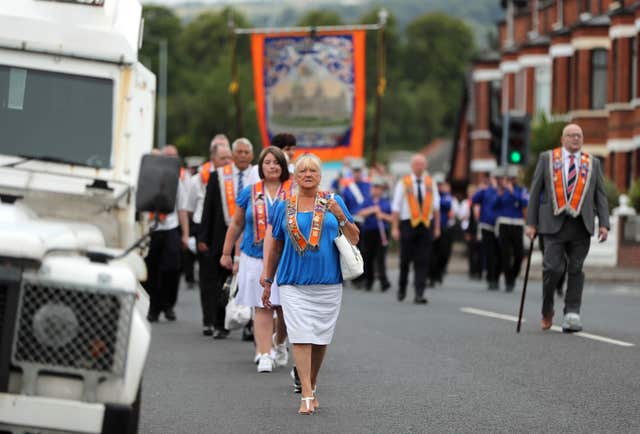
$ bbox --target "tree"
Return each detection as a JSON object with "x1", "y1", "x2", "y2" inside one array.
[{"x1": 296, "y1": 10, "x2": 343, "y2": 27}]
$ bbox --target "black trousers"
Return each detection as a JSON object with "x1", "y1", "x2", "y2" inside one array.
[
  {"x1": 399, "y1": 221, "x2": 433, "y2": 297},
  {"x1": 198, "y1": 250, "x2": 229, "y2": 329},
  {"x1": 352, "y1": 222, "x2": 366, "y2": 285},
  {"x1": 362, "y1": 229, "x2": 390, "y2": 289},
  {"x1": 181, "y1": 221, "x2": 198, "y2": 284},
  {"x1": 466, "y1": 237, "x2": 482, "y2": 278},
  {"x1": 429, "y1": 226, "x2": 453, "y2": 283},
  {"x1": 541, "y1": 217, "x2": 591, "y2": 316},
  {"x1": 498, "y1": 224, "x2": 524, "y2": 287},
  {"x1": 144, "y1": 228, "x2": 182, "y2": 316},
  {"x1": 481, "y1": 229, "x2": 501, "y2": 284}
]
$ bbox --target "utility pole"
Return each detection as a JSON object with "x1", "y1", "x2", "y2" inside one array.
[
  {"x1": 229, "y1": 14, "x2": 244, "y2": 138},
  {"x1": 156, "y1": 38, "x2": 168, "y2": 149},
  {"x1": 370, "y1": 8, "x2": 388, "y2": 166}
]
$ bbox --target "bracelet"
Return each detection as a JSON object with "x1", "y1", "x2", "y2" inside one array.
[{"x1": 264, "y1": 277, "x2": 274, "y2": 284}]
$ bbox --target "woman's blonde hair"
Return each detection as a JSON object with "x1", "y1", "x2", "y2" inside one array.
[{"x1": 294, "y1": 153, "x2": 322, "y2": 173}]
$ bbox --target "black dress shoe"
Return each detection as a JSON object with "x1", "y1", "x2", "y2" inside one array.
[
  {"x1": 202, "y1": 325, "x2": 213, "y2": 336},
  {"x1": 164, "y1": 308, "x2": 177, "y2": 321},
  {"x1": 213, "y1": 329, "x2": 230, "y2": 339},
  {"x1": 147, "y1": 312, "x2": 159, "y2": 323},
  {"x1": 413, "y1": 296, "x2": 428, "y2": 304},
  {"x1": 381, "y1": 282, "x2": 391, "y2": 292},
  {"x1": 397, "y1": 290, "x2": 406, "y2": 302},
  {"x1": 242, "y1": 323, "x2": 254, "y2": 341},
  {"x1": 505, "y1": 284, "x2": 514, "y2": 293}
]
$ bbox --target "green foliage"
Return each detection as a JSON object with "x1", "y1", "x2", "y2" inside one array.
[
  {"x1": 603, "y1": 177, "x2": 621, "y2": 213},
  {"x1": 296, "y1": 10, "x2": 343, "y2": 26},
  {"x1": 523, "y1": 114, "x2": 566, "y2": 186},
  {"x1": 628, "y1": 178, "x2": 640, "y2": 212}
]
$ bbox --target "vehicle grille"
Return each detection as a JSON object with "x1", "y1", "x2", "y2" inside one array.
[
  {"x1": 12, "y1": 280, "x2": 134, "y2": 377},
  {"x1": 0, "y1": 265, "x2": 21, "y2": 392}
]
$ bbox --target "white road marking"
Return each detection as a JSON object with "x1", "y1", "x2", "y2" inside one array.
[
  {"x1": 460, "y1": 307, "x2": 523, "y2": 323},
  {"x1": 461, "y1": 307, "x2": 635, "y2": 348}
]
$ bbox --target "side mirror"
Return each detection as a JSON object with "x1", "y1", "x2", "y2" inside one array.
[{"x1": 135, "y1": 154, "x2": 181, "y2": 214}]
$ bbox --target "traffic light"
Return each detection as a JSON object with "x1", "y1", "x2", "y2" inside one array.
[
  {"x1": 489, "y1": 118, "x2": 502, "y2": 158},
  {"x1": 506, "y1": 115, "x2": 531, "y2": 166}
]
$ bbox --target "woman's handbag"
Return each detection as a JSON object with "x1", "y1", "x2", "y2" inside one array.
[
  {"x1": 224, "y1": 274, "x2": 252, "y2": 330},
  {"x1": 334, "y1": 230, "x2": 364, "y2": 281}
]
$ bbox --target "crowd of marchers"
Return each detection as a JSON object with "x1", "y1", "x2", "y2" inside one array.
[{"x1": 141, "y1": 122, "x2": 609, "y2": 414}]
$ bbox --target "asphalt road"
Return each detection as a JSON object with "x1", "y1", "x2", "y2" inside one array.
[{"x1": 140, "y1": 272, "x2": 640, "y2": 434}]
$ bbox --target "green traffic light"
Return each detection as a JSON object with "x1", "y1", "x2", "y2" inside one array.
[{"x1": 509, "y1": 150, "x2": 522, "y2": 164}]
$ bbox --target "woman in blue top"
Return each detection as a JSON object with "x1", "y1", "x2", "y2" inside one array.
[
  {"x1": 220, "y1": 147, "x2": 292, "y2": 373},
  {"x1": 261, "y1": 153, "x2": 359, "y2": 415}
]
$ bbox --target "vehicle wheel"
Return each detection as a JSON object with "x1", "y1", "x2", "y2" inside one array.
[{"x1": 126, "y1": 384, "x2": 141, "y2": 434}]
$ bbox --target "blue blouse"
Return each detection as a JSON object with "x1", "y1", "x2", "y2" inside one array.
[
  {"x1": 271, "y1": 194, "x2": 354, "y2": 285},
  {"x1": 237, "y1": 185, "x2": 282, "y2": 259}
]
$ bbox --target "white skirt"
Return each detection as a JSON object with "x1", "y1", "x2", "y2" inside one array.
[
  {"x1": 279, "y1": 284, "x2": 343, "y2": 345},
  {"x1": 236, "y1": 252, "x2": 280, "y2": 308}
]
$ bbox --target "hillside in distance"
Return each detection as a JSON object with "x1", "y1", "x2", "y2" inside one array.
[{"x1": 171, "y1": 0, "x2": 503, "y2": 46}]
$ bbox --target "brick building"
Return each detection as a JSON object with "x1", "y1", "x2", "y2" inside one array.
[{"x1": 451, "y1": 0, "x2": 640, "y2": 193}]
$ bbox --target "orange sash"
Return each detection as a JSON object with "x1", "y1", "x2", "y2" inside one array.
[
  {"x1": 403, "y1": 175, "x2": 433, "y2": 228},
  {"x1": 550, "y1": 148, "x2": 593, "y2": 217},
  {"x1": 252, "y1": 180, "x2": 294, "y2": 245},
  {"x1": 218, "y1": 164, "x2": 236, "y2": 225},
  {"x1": 286, "y1": 192, "x2": 329, "y2": 254},
  {"x1": 252, "y1": 182, "x2": 267, "y2": 245},
  {"x1": 200, "y1": 161, "x2": 212, "y2": 185},
  {"x1": 278, "y1": 179, "x2": 294, "y2": 201}
]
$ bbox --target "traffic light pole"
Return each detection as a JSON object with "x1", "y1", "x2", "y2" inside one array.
[{"x1": 501, "y1": 112, "x2": 509, "y2": 168}]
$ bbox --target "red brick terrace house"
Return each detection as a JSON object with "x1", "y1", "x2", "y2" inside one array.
[{"x1": 451, "y1": 0, "x2": 640, "y2": 193}]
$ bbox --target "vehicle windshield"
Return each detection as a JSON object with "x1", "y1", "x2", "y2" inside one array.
[{"x1": 0, "y1": 65, "x2": 113, "y2": 168}]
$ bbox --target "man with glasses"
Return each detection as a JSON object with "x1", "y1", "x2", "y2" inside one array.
[{"x1": 526, "y1": 124, "x2": 609, "y2": 332}]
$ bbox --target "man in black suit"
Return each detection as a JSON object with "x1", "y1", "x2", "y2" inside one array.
[
  {"x1": 526, "y1": 123, "x2": 610, "y2": 332},
  {"x1": 198, "y1": 138, "x2": 254, "y2": 339}
]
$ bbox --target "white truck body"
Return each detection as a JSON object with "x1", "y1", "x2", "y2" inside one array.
[{"x1": 0, "y1": 1, "x2": 155, "y2": 432}]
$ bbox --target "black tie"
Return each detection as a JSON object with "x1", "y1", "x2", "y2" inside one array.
[{"x1": 416, "y1": 177, "x2": 423, "y2": 207}]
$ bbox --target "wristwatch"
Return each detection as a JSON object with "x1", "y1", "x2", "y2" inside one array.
[{"x1": 339, "y1": 218, "x2": 347, "y2": 227}]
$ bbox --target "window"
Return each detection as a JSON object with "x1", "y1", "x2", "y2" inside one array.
[
  {"x1": 631, "y1": 37, "x2": 637, "y2": 102},
  {"x1": 490, "y1": 79, "x2": 502, "y2": 123},
  {"x1": 591, "y1": 49, "x2": 608, "y2": 110},
  {"x1": 514, "y1": 69, "x2": 526, "y2": 112},
  {"x1": 535, "y1": 64, "x2": 551, "y2": 115},
  {"x1": 0, "y1": 65, "x2": 114, "y2": 168},
  {"x1": 627, "y1": 151, "x2": 633, "y2": 190}
]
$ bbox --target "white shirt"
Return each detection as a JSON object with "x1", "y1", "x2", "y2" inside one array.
[
  {"x1": 233, "y1": 164, "x2": 254, "y2": 193},
  {"x1": 391, "y1": 173, "x2": 441, "y2": 221},
  {"x1": 154, "y1": 180, "x2": 187, "y2": 232},
  {"x1": 185, "y1": 163, "x2": 214, "y2": 224},
  {"x1": 562, "y1": 147, "x2": 581, "y2": 188}
]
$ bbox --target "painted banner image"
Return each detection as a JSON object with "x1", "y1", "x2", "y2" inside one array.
[{"x1": 251, "y1": 30, "x2": 366, "y2": 161}]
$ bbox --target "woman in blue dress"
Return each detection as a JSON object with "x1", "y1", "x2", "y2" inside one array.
[
  {"x1": 220, "y1": 147, "x2": 293, "y2": 373},
  {"x1": 261, "y1": 153, "x2": 359, "y2": 414}
]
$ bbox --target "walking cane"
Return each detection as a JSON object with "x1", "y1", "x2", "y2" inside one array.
[{"x1": 517, "y1": 235, "x2": 536, "y2": 333}]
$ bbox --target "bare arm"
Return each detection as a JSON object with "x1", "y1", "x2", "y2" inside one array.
[
  {"x1": 391, "y1": 211, "x2": 400, "y2": 241},
  {"x1": 260, "y1": 230, "x2": 284, "y2": 309},
  {"x1": 178, "y1": 210, "x2": 190, "y2": 249},
  {"x1": 220, "y1": 210, "x2": 245, "y2": 270}
]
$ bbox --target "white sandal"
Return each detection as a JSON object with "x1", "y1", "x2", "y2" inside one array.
[{"x1": 299, "y1": 397, "x2": 314, "y2": 415}]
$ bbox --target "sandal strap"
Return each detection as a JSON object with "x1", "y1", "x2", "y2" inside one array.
[{"x1": 301, "y1": 397, "x2": 314, "y2": 401}]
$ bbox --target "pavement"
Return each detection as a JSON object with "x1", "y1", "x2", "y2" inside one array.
[
  {"x1": 387, "y1": 243, "x2": 640, "y2": 284},
  {"x1": 140, "y1": 271, "x2": 640, "y2": 434}
]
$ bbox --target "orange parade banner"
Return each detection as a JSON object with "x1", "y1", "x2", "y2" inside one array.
[{"x1": 251, "y1": 30, "x2": 366, "y2": 162}]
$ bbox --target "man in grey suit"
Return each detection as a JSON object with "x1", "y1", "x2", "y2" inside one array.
[{"x1": 525, "y1": 123, "x2": 610, "y2": 332}]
